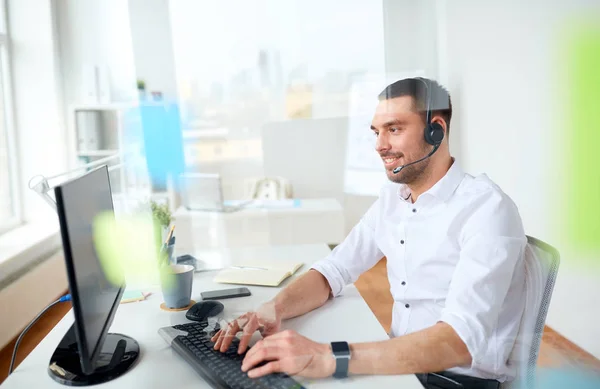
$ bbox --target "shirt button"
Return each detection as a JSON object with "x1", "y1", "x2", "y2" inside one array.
[
  {"x1": 401, "y1": 281, "x2": 406, "y2": 286},
  {"x1": 412, "y1": 208, "x2": 417, "y2": 213},
  {"x1": 405, "y1": 303, "x2": 410, "y2": 308},
  {"x1": 400, "y1": 240, "x2": 404, "y2": 244}
]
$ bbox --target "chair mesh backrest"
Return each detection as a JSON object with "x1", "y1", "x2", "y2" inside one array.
[{"x1": 504, "y1": 236, "x2": 560, "y2": 389}]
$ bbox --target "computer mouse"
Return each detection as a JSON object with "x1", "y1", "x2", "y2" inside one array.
[{"x1": 186, "y1": 301, "x2": 224, "y2": 322}]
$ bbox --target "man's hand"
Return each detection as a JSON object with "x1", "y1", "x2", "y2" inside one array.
[
  {"x1": 211, "y1": 301, "x2": 282, "y2": 354},
  {"x1": 241, "y1": 329, "x2": 335, "y2": 379}
]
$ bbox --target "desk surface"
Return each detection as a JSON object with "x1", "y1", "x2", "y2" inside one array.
[
  {"x1": 174, "y1": 198, "x2": 344, "y2": 218},
  {"x1": 3, "y1": 244, "x2": 421, "y2": 388}
]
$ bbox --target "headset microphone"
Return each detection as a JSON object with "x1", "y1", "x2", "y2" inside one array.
[{"x1": 392, "y1": 143, "x2": 440, "y2": 174}]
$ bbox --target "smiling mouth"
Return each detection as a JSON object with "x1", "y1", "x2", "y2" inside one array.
[{"x1": 382, "y1": 156, "x2": 401, "y2": 167}]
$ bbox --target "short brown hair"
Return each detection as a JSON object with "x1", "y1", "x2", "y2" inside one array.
[{"x1": 378, "y1": 77, "x2": 452, "y2": 133}]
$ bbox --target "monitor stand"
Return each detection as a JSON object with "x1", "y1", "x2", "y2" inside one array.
[{"x1": 48, "y1": 324, "x2": 140, "y2": 386}]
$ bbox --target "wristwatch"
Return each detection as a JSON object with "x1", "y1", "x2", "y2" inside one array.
[{"x1": 330, "y1": 341, "x2": 351, "y2": 378}]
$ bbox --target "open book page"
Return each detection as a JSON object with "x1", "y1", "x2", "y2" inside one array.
[
  {"x1": 213, "y1": 260, "x2": 304, "y2": 287},
  {"x1": 230, "y1": 259, "x2": 303, "y2": 273}
]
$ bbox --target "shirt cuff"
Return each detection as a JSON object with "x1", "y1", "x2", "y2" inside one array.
[
  {"x1": 310, "y1": 260, "x2": 345, "y2": 298},
  {"x1": 439, "y1": 311, "x2": 483, "y2": 371}
]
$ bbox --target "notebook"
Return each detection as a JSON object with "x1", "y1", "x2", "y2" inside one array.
[
  {"x1": 213, "y1": 259, "x2": 304, "y2": 287},
  {"x1": 120, "y1": 290, "x2": 151, "y2": 304}
]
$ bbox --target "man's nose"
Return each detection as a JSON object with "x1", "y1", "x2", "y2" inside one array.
[{"x1": 375, "y1": 132, "x2": 391, "y2": 153}]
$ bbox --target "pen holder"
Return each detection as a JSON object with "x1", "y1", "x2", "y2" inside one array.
[
  {"x1": 158, "y1": 242, "x2": 176, "y2": 267},
  {"x1": 165, "y1": 242, "x2": 176, "y2": 265}
]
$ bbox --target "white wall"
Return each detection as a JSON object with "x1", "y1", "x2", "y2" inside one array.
[
  {"x1": 128, "y1": 0, "x2": 178, "y2": 101},
  {"x1": 55, "y1": 0, "x2": 137, "y2": 105},
  {"x1": 383, "y1": 0, "x2": 438, "y2": 78},
  {"x1": 444, "y1": 0, "x2": 600, "y2": 357}
]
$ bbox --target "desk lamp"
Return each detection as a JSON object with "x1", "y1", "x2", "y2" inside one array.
[{"x1": 28, "y1": 153, "x2": 122, "y2": 211}]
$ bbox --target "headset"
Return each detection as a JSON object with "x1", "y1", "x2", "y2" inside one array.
[{"x1": 392, "y1": 77, "x2": 445, "y2": 174}]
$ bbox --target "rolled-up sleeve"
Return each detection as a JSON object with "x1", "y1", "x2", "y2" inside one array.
[
  {"x1": 439, "y1": 189, "x2": 526, "y2": 373},
  {"x1": 310, "y1": 199, "x2": 384, "y2": 297}
]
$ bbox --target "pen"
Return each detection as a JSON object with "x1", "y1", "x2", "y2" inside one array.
[
  {"x1": 159, "y1": 225, "x2": 176, "y2": 267},
  {"x1": 164, "y1": 224, "x2": 175, "y2": 246}
]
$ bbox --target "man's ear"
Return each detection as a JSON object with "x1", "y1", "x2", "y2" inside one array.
[{"x1": 431, "y1": 115, "x2": 447, "y2": 135}]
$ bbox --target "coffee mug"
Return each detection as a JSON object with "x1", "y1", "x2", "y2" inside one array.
[{"x1": 159, "y1": 264, "x2": 194, "y2": 309}]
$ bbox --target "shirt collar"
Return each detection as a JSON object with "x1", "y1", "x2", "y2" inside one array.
[{"x1": 398, "y1": 158, "x2": 465, "y2": 203}]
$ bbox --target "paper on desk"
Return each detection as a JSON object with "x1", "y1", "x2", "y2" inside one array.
[{"x1": 120, "y1": 290, "x2": 151, "y2": 304}]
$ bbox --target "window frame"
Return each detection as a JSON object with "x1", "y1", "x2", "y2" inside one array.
[{"x1": 0, "y1": 0, "x2": 23, "y2": 235}]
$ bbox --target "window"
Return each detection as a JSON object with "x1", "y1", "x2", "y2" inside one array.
[
  {"x1": 168, "y1": 0, "x2": 386, "y2": 167},
  {"x1": 0, "y1": 2, "x2": 20, "y2": 235}
]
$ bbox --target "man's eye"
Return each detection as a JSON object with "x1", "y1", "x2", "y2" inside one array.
[
  {"x1": 390, "y1": 127, "x2": 400, "y2": 133},
  {"x1": 372, "y1": 131, "x2": 379, "y2": 136}
]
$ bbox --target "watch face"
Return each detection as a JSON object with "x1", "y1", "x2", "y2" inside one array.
[{"x1": 331, "y1": 341, "x2": 350, "y2": 357}]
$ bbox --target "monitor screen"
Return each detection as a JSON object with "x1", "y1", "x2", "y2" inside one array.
[{"x1": 55, "y1": 165, "x2": 124, "y2": 374}]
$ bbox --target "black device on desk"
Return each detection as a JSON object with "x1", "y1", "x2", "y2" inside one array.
[
  {"x1": 49, "y1": 165, "x2": 140, "y2": 386},
  {"x1": 201, "y1": 287, "x2": 251, "y2": 300},
  {"x1": 160, "y1": 321, "x2": 305, "y2": 389},
  {"x1": 176, "y1": 254, "x2": 198, "y2": 269},
  {"x1": 186, "y1": 301, "x2": 224, "y2": 322}
]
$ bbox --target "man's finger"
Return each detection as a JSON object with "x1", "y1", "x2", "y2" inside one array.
[
  {"x1": 236, "y1": 315, "x2": 250, "y2": 328},
  {"x1": 242, "y1": 344, "x2": 280, "y2": 373},
  {"x1": 213, "y1": 330, "x2": 226, "y2": 350},
  {"x1": 210, "y1": 329, "x2": 221, "y2": 342},
  {"x1": 243, "y1": 338, "x2": 277, "y2": 364},
  {"x1": 243, "y1": 338, "x2": 266, "y2": 361},
  {"x1": 238, "y1": 315, "x2": 259, "y2": 354},
  {"x1": 219, "y1": 320, "x2": 240, "y2": 352},
  {"x1": 212, "y1": 327, "x2": 231, "y2": 350},
  {"x1": 247, "y1": 361, "x2": 282, "y2": 378}
]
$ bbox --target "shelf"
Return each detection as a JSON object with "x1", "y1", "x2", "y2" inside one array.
[
  {"x1": 77, "y1": 150, "x2": 120, "y2": 157},
  {"x1": 70, "y1": 101, "x2": 174, "y2": 112},
  {"x1": 70, "y1": 102, "x2": 138, "y2": 111}
]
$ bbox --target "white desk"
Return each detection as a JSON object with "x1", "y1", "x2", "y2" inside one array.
[
  {"x1": 173, "y1": 198, "x2": 345, "y2": 251},
  {"x1": 3, "y1": 244, "x2": 421, "y2": 388}
]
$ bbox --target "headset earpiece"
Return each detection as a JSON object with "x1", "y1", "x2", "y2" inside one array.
[
  {"x1": 425, "y1": 122, "x2": 444, "y2": 145},
  {"x1": 418, "y1": 77, "x2": 444, "y2": 146}
]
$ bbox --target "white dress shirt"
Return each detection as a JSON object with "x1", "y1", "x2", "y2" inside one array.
[{"x1": 311, "y1": 159, "x2": 527, "y2": 382}]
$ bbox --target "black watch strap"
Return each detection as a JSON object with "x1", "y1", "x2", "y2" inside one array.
[{"x1": 331, "y1": 341, "x2": 350, "y2": 378}]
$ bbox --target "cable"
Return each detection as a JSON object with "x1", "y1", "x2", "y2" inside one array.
[{"x1": 8, "y1": 294, "x2": 71, "y2": 376}]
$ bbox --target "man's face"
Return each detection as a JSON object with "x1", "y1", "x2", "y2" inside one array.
[{"x1": 371, "y1": 96, "x2": 430, "y2": 184}]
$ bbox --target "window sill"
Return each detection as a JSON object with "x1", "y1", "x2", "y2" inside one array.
[{"x1": 0, "y1": 220, "x2": 61, "y2": 287}]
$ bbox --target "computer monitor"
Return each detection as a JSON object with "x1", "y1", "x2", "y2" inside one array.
[
  {"x1": 48, "y1": 165, "x2": 140, "y2": 386},
  {"x1": 180, "y1": 172, "x2": 251, "y2": 212}
]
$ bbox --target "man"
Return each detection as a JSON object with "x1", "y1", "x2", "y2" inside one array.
[{"x1": 211, "y1": 77, "x2": 527, "y2": 389}]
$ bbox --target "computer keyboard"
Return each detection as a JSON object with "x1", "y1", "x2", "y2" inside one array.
[{"x1": 169, "y1": 321, "x2": 306, "y2": 389}]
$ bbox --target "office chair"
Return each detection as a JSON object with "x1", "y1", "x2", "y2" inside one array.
[
  {"x1": 246, "y1": 176, "x2": 293, "y2": 200},
  {"x1": 503, "y1": 235, "x2": 560, "y2": 389}
]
